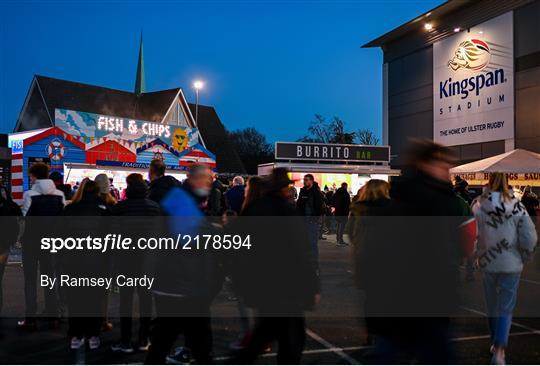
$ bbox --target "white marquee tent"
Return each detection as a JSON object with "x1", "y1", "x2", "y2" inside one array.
[
  {"x1": 450, "y1": 149, "x2": 540, "y2": 186},
  {"x1": 451, "y1": 149, "x2": 540, "y2": 174}
]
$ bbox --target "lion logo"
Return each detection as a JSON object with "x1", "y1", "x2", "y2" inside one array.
[
  {"x1": 448, "y1": 39, "x2": 491, "y2": 71},
  {"x1": 171, "y1": 128, "x2": 188, "y2": 151}
]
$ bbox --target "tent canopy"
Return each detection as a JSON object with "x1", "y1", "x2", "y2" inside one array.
[{"x1": 450, "y1": 149, "x2": 540, "y2": 174}]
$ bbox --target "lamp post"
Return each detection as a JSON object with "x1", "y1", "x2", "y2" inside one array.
[{"x1": 193, "y1": 80, "x2": 204, "y2": 124}]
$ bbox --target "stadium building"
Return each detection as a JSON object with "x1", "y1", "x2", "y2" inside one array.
[{"x1": 364, "y1": 0, "x2": 540, "y2": 166}]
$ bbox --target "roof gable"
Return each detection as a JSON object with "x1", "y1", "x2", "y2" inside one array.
[{"x1": 35, "y1": 75, "x2": 180, "y2": 123}]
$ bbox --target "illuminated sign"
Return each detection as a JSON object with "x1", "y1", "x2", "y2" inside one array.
[
  {"x1": 433, "y1": 12, "x2": 514, "y2": 146},
  {"x1": 275, "y1": 142, "x2": 389, "y2": 163},
  {"x1": 96, "y1": 116, "x2": 171, "y2": 138},
  {"x1": 55, "y1": 109, "x2": 199, "y2": 151}
]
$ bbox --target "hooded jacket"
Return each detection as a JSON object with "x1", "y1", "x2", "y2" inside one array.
[
  {"x1": 472, "y1": 190, "x2": 537, "y2": 273},
  {"x1": 22, "y1": 179, "x2": 65, "y2": 215}
]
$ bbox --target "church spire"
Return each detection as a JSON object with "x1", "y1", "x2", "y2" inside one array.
[{"x1": 134, "y1": 31, "x2": 146, "y2": 94}]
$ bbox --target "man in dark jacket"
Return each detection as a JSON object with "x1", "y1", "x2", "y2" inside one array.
[
  {"x1": 49, "y1": 171, "x2": 73, "y2": 201},
  {"x1": 19, "y1": 163, "x2": 64, "y2": 329},
  {"x1": 232, "y1": 168, "x2": 320, "y2": 364},
  {"x1": 296, "y1": 174, "x2": 324, "y2": 263},
  {"x1": 146, "y1": 164, "x2": 223, "y2": 365},
  {"x1": 332, "y1": 182, "x2": 351, "y2": 246},
  {"x1": 224, "y1": 176, "x2": 245, "y2": 214},
  {"x1": 147, "y1": 159, "x2": 181, "y2": 205},
  {"x1": 364, "y1": 140, "x2": 475, "y2": 364},
  {"x1": 111, "y1": 177, "x2": 161, "y2": 353},
  {"x1": 208, "y1": 175, "x2": 225, "y2": 216},
  {"x1": 453, "y1": 175, "x2": 472, "y2": 204}
]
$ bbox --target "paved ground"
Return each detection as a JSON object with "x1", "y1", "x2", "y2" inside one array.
[{"x1": 1, "y1": 236, "x2": 539, "y2": 364}]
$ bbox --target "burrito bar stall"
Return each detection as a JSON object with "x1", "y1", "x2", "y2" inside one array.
[
  {"x1": 258, "y1": 142, "x2": 400, "y2": 194},
  {"x1": 450, "y1": 149, "x2": 540, "y2": 189},
  {"x1": 9, "y1": 108, "x2": 216, "y2": 202}
]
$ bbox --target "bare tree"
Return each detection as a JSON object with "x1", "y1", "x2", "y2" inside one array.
[
  {"x1": 299, "y1": 114, "x2": 332, "y2": 143},
  {"x1": 299, "y1": 114, "x2": 355, "y2": 144},
  {"x1": 329, "y1": 117, "x2": 355, "y2": 144},
  {"x1": 356, "y1": 129, "x2": 380, "y2": 145}
]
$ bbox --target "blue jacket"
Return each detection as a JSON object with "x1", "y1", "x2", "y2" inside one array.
[{"x1": 225, "y1": 185, "x2": 245, "y2": 214}]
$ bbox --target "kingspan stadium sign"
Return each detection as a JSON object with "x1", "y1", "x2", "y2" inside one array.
[{"x1": 433, "y1": 12, "x2": 514, "y2": 146}]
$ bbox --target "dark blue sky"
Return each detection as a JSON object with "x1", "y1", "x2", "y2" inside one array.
[{"x1": 0, "y1": 0, "x2": 442, "y2": 143}]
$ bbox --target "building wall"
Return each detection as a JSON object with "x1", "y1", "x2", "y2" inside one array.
[
  {"x1": 515, "y1": 0, "x2": 540, "y2": 153},
  {"x1": 385, "y1": 0, "x2": 540, "y2": 167}
]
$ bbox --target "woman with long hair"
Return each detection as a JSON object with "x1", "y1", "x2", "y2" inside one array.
[
  {"x1": 346, "y1": 179, "x2": 391, "y2": 347},
  {"x1": 240, "y1": 176, "x2": 266, "y2": 214},
  {"x1": 61, "y1": 179, "x2": 112, "y2": 350},
  {"x1": 70, "y1": 178, "x2": 89, "y2": 204},
  {"x1": 226, "y1": 176, "x2": 267, "y2": 351},
  {"x1": 472, "y1": 172, "x2": 537, "y2": 364}
]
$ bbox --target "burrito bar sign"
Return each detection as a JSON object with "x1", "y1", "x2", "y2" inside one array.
[{"x1": 275, "y1": 142, "x2": 390, "y2": 163}]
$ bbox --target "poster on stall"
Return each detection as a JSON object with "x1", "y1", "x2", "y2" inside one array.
[{"x1": 433, "y1": 12, "x2": 514, "y2": 146}]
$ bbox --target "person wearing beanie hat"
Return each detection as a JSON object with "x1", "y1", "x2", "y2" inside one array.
[{"x1": 94, "y1": 174, "x2": 116, "y2": 206}]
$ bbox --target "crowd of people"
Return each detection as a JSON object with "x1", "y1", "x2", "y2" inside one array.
[{"x1": 0, "y1": 139, "x2": 538, "y2": 365}]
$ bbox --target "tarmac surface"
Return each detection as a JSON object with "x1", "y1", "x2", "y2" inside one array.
[{"x1": 1, "y1": 235, "x2": 539, "y2": 364}]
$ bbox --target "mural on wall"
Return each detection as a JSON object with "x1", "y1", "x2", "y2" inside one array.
[
  {"x1": 10, "y1": 110, "x2": 216, "y2": 203},
  {"x1": 55, "y1": 108, "x2": 200, "y2": 150}
]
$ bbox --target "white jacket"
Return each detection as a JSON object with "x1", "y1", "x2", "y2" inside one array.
[
  {"x1": 472, "y1": 190, "x2": 537, "y2": 273},
  {"x1": 22, "y1": 179, "x2": 66, "y2": 215}
]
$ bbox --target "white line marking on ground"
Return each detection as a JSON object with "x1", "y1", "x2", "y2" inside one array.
[
  {"x1": 306, "y1": 328, "x2": 360, "y2": 364},
  {"x1": 461, "y1": 306, "x2": 540, "y2": 335},
  {"x1": 520, "y1": 278, "x2": 540, "y2": 285},
  {"x1": 211, "y1": 331, "x2": 539, "y2": 362}
]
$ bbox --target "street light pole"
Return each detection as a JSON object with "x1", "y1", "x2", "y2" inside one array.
[
  {"x1": 195, "y1": 87, "x2": 199, "y2": 125},
  {"x1": 193, "y1": 80, "x2": 204, "y2": 125}
]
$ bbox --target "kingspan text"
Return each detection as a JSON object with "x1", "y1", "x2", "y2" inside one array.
[{"x1": 439, "y1": 68, "x2": 506, "y2": 100}]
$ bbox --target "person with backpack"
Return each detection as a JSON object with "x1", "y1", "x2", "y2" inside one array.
[
  {"x1": 18, "y1": 163, "x2": 65, "y2": 329},
  {"x1": 472, "y1": 172, "x2": 537, "y2": 365}
]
